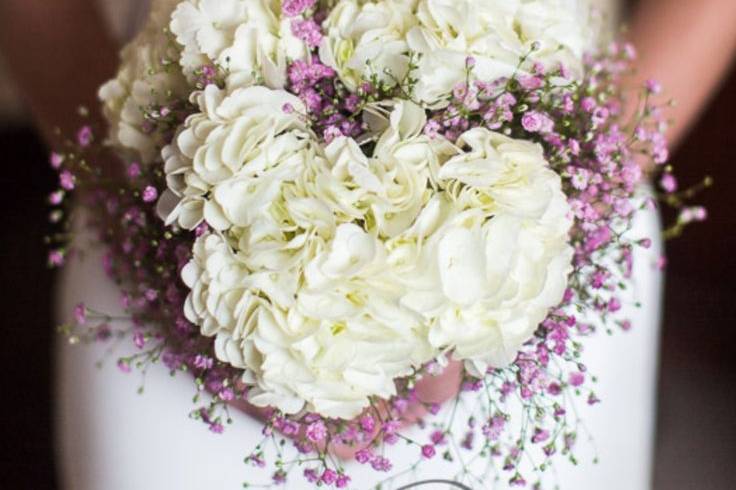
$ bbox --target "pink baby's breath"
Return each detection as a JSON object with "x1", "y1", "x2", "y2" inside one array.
[
  {"x1": 142, "y1": 186, "x2": 158, "y2": 203},
  {"x1": 282, "y1": 0, "x2": 316, "y2": 17}
]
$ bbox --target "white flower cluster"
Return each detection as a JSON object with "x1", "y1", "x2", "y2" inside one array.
[
  {"x1": 170, "y1": 0, "x2": 309, "y2": 89},
  {"x1": 321, "y1": 0, "x2": 595, "y2": 106},
  {"x1": 167, "y1": 87, "x2": 572, "y2": 418},
  {"x1": 100, "y1": 0, "x2": 310, "y2": 163},
  {"x1": 102, "y1": 0, "x2": 578, "y2": 419},
  {"x1": 99, "y1": 0, "x2": 188, "y2": 163}
]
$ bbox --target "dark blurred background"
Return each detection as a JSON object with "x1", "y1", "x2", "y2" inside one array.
[{"x1": 1, "y1": 28, "x2": 735, "y2": 490}]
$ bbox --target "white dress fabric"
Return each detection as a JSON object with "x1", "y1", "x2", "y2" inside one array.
[{"x1": 57, "y1": 1, "x2": 662, "y2": 489}]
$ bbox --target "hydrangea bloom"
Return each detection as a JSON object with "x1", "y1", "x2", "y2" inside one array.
[
  {"x1": 170, "y1": 0, "x2": 309, "y2": 89},
  {"x1": 175, "y1": 98, "x2": 572, "y2": 417},
  {"x1": 320, "y1": 0, "x2": 595, "y2": 107},
  {"x1": 99, "y1": 0, "x2": 188, "y2": 162}
]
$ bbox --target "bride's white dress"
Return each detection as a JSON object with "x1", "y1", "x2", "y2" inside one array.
[{"x1": 56, "y1": 1, "x2": 661, "y2": 489}]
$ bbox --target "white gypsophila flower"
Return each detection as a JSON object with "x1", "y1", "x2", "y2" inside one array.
[
  {"x1": 407, "y1": 0, "x2": 595, "y2": 106},
  {"x1": 394, "y1": 128, "x2": 573, "y2": 374},
  {"x1": 99, "y1": 0, "x2": 189, "y2": 163},
  {"x1": 157, "y1": 84, "x2": 308, "y2": 230},
  {"x1": 170, "y1": 0, "x2": 308, "y2": 89},
  {"x1": 319, "y1": 0, "x2": 419, "y2": 91}
]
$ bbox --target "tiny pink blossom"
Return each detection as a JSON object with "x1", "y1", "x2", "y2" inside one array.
[
  {"x1": 679, "y1": 206, "x2": 708, "y2": 224},
  {"x1": 73, "y1": 303, "x2": 87, "y2": 325},
  {"x1": 323, "y1": 125, "x2": 343, "y2": 144},
  {"x1": 423, "y1": 120, "x2": 441, "y2": 139},
  {"x1": 568, "y1": 138, "x2": 581, "y2": 156},
  {"x1": 359, "y1": 415, "x2": 375, "y2": 433},
  {"x1": 76, "y1": 125, "x2": 93, "y2": 147},
  {"x1": 547, "y1": 383, "x2": 562, "y2": 395},
  {"x1": 142, "y1": 186, "x2": 158, "y2": 203},
  {"x1": 581, "y1": 96, "x2": 597, "y2": 112},
  {"x1": 303, "y1": 469, "x2": 319, "y2": 483},
  {"x1": 559, "y1": 63, "x2": 572, "y2": 79},
  {"x1": 421, "y1": 444, "x2": 436, "y2": 459},
  {"x1": 645, "y1": 79, "x2": 662, "y2": 94},
  {"x1": 193, "y1": 354, "x2": 213, "y2": 370},
  {"x1": 659, "y1": 173, "x2": 677, "y2": 193},
  {"x1": 335, "y1": 475, "x2": 350, "y2": 488},
  {"x1": 521, "y1": 111, "x2": 553, "y2": 133},
  {"x1": 48, "y1": 191, "x2": 65, "y2": 205},
  {"x1": 194, "y1": 222, "x2": 210, "y2": 237},
  {"x1": 282, "y1": 0, "x2": 315, "y2": 17},
  {"x1": 571, "y1": 167, "x2": 590, "y2": 190},
  {"x1": 569, "y1": 371, "x2": 585, "y2": 387},
  {"x1": 133, "y1": 330, "x2": 146, "y2": 349},
  {"x1": 653, "y1": 145, "x2": 669, "y2": 164},
  {"x1": 355, "y1": 448, "x2": 373, "y2": 464},
  {"x1": 144, "y1": 289, "x2": 158, "y2": 302},
  {"x1": 59, "y1": 170, "x2": 76, "y2": 191},
  {"x1": 608, "y1": 296, "x2": 622, "y2": 312},
  {"x1": 117, "y1": 359, "x2": 132, "y2": 373},
  {"x1": 291, "y1": 19, "x2": 322, "y2": 47},
  {"x1": 370, "y1": 455, "x2": 392, "y2": 472},
  {"x1": 128, "y1": 162, "x2": 142, "y2": 179},
  {"x1": 305, "y1": 420, "x2": 327, "y2": 443},
  {"x1": 50, "y1": 152, "x2": 64, "y2": 169},
  {"x1": 519, "y1": 75, "x2": 543, "y2": 90},
  {"x1": 321, "y1": 469, "x2": 337, "y2": 485},
  {"x1": 532, "y1": 428, "x2": 550, "y2": 444},
  {"x1": 623, "y1": 42, "x2": 637, "y2": 60},
  {"x1": 510, "y1": 474, "x2": 527, "y2": 487},
  {"x1": 430, "y1": 430, "x2": 446, "y2": 445}
]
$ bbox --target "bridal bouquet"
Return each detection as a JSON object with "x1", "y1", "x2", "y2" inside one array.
[{"x1": 48, "y1": 0, "x2": 708, "y2": 488}]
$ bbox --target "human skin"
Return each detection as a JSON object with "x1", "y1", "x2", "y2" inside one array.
[
  {"x1": 625, "y1": 0, "x2": 736, "y2": 151},
  {"x1": 0, "y1": 0, "x2": 117, "y2": 146},
  {"x1": 1, "y1": 0, "x2": 734, "y2": 459}
]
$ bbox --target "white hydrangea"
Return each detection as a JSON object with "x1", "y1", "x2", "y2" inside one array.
[
  {"x1": 157, "y1": 84, "x2": 308, "y2": 230},
  {"x1": 181, "y1": 213, "x2": 434, "y2": 419},
  {"x1": 176, "y1": 97, "x2": 573, "y2": 417},
  {"x1": 396, "y1": 128, "x2": 574, "y2": 374},
  {"x1": 408, "y1": 0, "x2": 594, "y2": 106},
  {"x1": 245, "y1": 223, "x2": 434, "y2": 418},
  {"x1": 319, "y1": 0, "x2": 419, "y2": 91},
  {"x1": 99, "y1": 0, "x2": 189, "y2": 163},
  {"x1": 320, "y1": 0, "x2": 595, "y2": 107},
  {"x1": 362, "y1": 100, "x2": 442, "y2": 237},
  {"x1": 170, "y1": 0, "x2": 309, "y2": 89}
]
